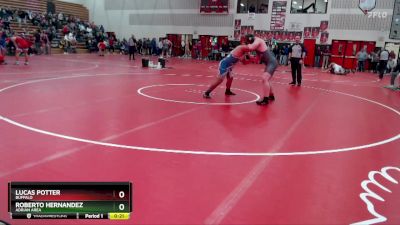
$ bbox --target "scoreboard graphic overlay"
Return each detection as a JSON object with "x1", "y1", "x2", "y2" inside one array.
[{"x1": 8, "y1": 182, "x2": 132, "y2": 220}]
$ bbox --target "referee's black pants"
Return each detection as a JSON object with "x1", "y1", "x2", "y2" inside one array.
[
  {"x1": 291, "y1": 58, "x2": 302, "y2": 84},
  {"x1": 129, "y1": 46, "x2": 135, "y2": 60},
  {"x1": 378, "y1": 60, "x2": 388, "y2": 79}
]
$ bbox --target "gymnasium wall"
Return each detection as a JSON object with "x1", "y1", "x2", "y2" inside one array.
[
  {"x1": 60, "y1": 0, "x2": 397, "y2": 46},
  {"x1": 328, "y1": 0, "x2": 395, "y2": 46},
  {"x1": 61, "y1": 0, "x2": 235, "y2": 40},
  {"x1": 236, "y1": 0, "x2": 395, "y2": 46}
]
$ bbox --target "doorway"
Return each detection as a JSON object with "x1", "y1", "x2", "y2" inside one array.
[{"x1": 331, "y1": 40, "x2": 375, "y2": 69}]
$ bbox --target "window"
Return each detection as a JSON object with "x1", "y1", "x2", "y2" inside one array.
[
  {"x1": 237, "y1": 0, "x2": 269, "y2": 14},
  {"x1": 291, "y1": 0, "x2": 328, "y2": 14}
]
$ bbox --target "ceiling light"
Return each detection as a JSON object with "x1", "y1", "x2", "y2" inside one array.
[{"x1": 240, "y1": 3, "x2": 245, "y2": 6}]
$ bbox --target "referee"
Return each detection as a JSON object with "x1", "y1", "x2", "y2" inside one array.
[
  {"x1": 378, "y1": 48, "x2": 389, "y2": 80},
  {"x1": 128, "y1": 34, "x2": 136, "y2": 60},
  {"x1": 288, "y1": 36, "x2": 306, "y2": 86}
]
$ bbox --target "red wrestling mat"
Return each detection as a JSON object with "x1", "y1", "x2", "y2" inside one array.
[{"x1": 0, "y1": 54, "x2": 399, "y2": 225}]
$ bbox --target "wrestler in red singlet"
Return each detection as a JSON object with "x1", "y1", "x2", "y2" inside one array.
[{"x1": 11, "y1": 36, "x2": 32, "y2": 65}]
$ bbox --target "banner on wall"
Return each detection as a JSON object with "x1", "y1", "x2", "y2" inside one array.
[
  {"x1": 320, "y1": 21, "x2": 328, "y2": 32},
  {"x1": 303, "y1": 27, "x2": 320, "y2": 39},
  {"x1": 295, "y1": 32, "x2": 303, "y2": 39},
  {"x1": 282, "y1": 31, "x2": 288, "y2": 41},
  {"x1": 389, "y1": 0, "x2": 400, "y2": 39},
  {"x1": 270, "y1": 1, "x2": 287, "y2": 30},
  {"x1": 320, "y1": 32, "x2": 329, "y2": 44},
  {"x1": 234, "y1": 30, "x2": 240, "y2": 41},
  {"x1": 259, "y1": 31, "x2": 266, "y2": 40},
  {"x1": 274, "y1": 31, "x2": 282, "y2": 41},
  {"x1": 288, "y1": 22, "x2": 302, "y2": 31},
  {"x1": 234, "y1": 29, "x2": 302, "y2": 42},
  {"x1": 234, "y1": 19, "x2": 241, "y2": 30},
  {"x1": 240, "y1": 26, "x2": 254, "y2": 36},
  {"x1": 311, "y1": 27, "x2": 320, "y2": 38},
  {"x1": 304, "y1": 27, "x2": 312, "y2": 38},
  {"x1": 248, "y1": 12, "x2": 256, "y2": 20},
  {"x1": 288, "y1": 32, "x2": 295, "y2": 41}
]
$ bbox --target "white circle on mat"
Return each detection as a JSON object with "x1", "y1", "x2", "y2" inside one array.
[{"x1": 137, "y1": 84, "x2": 260, "y2": 105}]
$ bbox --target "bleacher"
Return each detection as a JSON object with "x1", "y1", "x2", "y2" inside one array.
[
  {"x1": 0, "y1": 0, "x2": 88, "y2": 21},
  {"x1": 9, "y1": 22, "x2": 40, "y2": 36},
  {"x1": 54, "y1": 0, "x2": 89, "y2": 22},
  {"x1": 53, "y1": 0, "x2": 90, "y2": 53},
  {"x1": 1, "y1": 0, "x2": 90, "y2": 54},
  {"x1": 0, "y1": 0, "x2": 46, "y2": 13}
]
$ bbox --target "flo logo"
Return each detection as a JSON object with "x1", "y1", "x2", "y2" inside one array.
[
  {"x1": 351, "y1": 166, "x2": 400, "y2": 225},
  {"x1": 367, "y1": 11, "x2": 389, "y2": 19}
]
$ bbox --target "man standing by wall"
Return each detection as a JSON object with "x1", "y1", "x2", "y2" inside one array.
[
  {"x1": 356, "y1": 48, "x2": 368, "y2": 72},
  {"x1": 369, "y1": 49, "x2": 379, "y2": 73},
  {"x1": 128, "y1": 34, "x2": 136, "y2": 60},
  {"x1": 322, "y1": 46, "x2": 331, "y2": 69},
  {"x1": 378, "y1": 48, "x2": 389, "y2": 80},
  {"x1": 314, "y1": 46, "x2": 322, "y2": 67},
  {"x1": 288, "y1": 36, "x2": 306, "y2": 86}
]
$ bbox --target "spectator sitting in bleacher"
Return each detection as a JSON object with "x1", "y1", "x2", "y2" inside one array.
[
  {"x1": 58, "y1": 12, "x2": 63, "y2": 21},
  {"x1": 0, "y1": 7, "x2": 5, "y2": 20},
  {"x1": 70, "y1": 32, "x2": 77, "y2": 52},
  {"x1": 17, "y1": 9, "x2": 27, "y2": 27},
  {"x1": 1, "y1": 16, "x2": 10, "y2": 30},
  {"x1": 5, "y1": 7, "x2": 13, "y2": 20},
  {"x1": 62, "y1": 24, "x2": 69, "y2": 35},
  {"x1": 78, "y1": 23, "x2": 85, "y2": 32},
  {"x1": 63, "y1": 32, "x2": 74, "y2": 54},
  {"x1": 1, "y1": 4, "x2": 112, "y2": 55}
]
